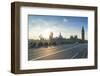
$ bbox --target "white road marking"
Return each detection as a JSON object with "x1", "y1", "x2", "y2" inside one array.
[
  {"x1": 71, "y1": 52, "x2": 79, "y2": 59},
  {"x1": 32, "y1": 44, "x2": 80, "y2": 60}
]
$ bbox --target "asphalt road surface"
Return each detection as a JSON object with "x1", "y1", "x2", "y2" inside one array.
[{"x1": 28, "y1": 43, "x2": 88, "y2": 60}]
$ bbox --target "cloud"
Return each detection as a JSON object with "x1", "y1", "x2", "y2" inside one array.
[{"x1": 28, "y1": 16, "x2": 88, "y2": 40}]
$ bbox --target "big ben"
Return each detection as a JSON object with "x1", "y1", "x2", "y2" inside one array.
[{"x1": 82, "y1": 26, "x2": 85, "y2": 41}]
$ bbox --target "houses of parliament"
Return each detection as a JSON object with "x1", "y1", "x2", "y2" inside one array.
[
  {"x1": 48, "y1": 26, "x2": 86, "y2": 45},
  {"x1": 28, "y1": 26, "x2": 87, "y2": 48}
]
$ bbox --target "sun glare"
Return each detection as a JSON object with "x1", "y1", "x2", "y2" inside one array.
[{"x1": 41, "y1": 28, "x2": 52, "y2": 39}]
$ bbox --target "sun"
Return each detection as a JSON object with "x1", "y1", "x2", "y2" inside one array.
[{"x1": 41, "y1": 28, "x2": 52, "y2": 39}]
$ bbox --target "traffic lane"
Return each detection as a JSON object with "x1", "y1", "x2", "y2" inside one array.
[
  {"x1": 35, "y1": 43, "x2": 87, "y2": 60},
  {"x1": 28, "y1": 43, "x2": 80, "y2": 60},
  {"x1": 74, "y1": 47, "x2": 87, "y2": 58},
  {"x1": 29, "y1": 43, "x2": 87, "y2": 60}
]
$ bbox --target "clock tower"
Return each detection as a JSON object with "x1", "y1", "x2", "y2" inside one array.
[{"x1": 82, "y1": 26, "x2": 85, "y2": 41}]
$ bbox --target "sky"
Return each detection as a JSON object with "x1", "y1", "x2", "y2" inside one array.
[{"x1": 28, "y1": 15, "x2": 88, "y2": 40}]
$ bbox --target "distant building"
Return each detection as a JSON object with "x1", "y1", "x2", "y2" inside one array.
[
  {"x1": 53, "y1": 33, "x2": 67, "y2": 44},
  {"x1": 70, "y1": 35, "x2": 78, "y2": 40},
  {"x1": 59, "y1": 32, "x2": 63, "y2": 39},
  {"x1": 70, "y1": 36, "x2": 74, "y2": 39},
  {"x1": 39, "y1": 34, "x2": 44, "y2": 41},
  {"x1": 49, "y1": 32, "x2": 54, "y2": 45},
  {"x1": 74, "y1": 35, "x2": 78, "y2": 39},
  {"x1": 28, "y1": 26, "x2": 87, "y2": 49},
  {"x1": 82, "y1": 26, "x2": 85, "y2": 41},
  {"x1": 49, "y1": 32, "x2": 53, "y2": 40}
]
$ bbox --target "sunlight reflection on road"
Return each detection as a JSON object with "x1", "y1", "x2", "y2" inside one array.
[{"x1": 28, "y1": 43, "x2": 87, "y2": 60}]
